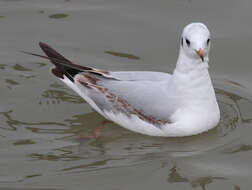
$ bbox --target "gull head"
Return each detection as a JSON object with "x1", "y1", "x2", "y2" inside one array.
[{"x1": 180, "y1": 23, "x2": 211, "y2": 62}]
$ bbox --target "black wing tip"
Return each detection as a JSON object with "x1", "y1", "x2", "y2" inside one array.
[
  {"x1": 39, "y1": 41, "x2": 49, "y2": 49},
  {"x1": 24, "y1": 42, "x2": 99, "y2": 82},
  {"x1": 20, "y1": 50, "x2": 50, "y2": 60},
  {"x1": 38, "y1": 42, "x2": 59, "y2": 58},
  {"x1": 20, "y1": 42, "x2": 50, "y2": 57},
  {"x1": 38, "y1": 42, "x2": 83, "y2": 82},
  {"x1": 39, "y1": 42, "x2": 54, "y2": 54}
]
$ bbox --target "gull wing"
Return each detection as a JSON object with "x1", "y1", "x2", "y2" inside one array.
[{"x1": 25, "y1": 42, "x2": 176, "y2": 126}]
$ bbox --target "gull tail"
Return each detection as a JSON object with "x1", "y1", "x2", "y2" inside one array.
[
  {"x1": 22, "y1": 42, "x2": 119, "y2": 82},
  {"x1": 22, "y1": 42, "x2": 93, "y2": 82}
]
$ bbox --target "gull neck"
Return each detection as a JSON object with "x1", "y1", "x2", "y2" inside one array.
[{"x1": 174, "y1": 48, "x2": 209, "y2": 74}]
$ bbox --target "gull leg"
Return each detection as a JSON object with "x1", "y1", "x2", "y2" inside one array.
[{"x1": 82, "y1": 120, "x2": 113, "y2": 139}]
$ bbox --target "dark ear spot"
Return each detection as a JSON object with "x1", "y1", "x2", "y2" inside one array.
[
  {"x1": 181, "y1": 38, "x2": 183, "y2": 46},
  {"x1": 207, "y1": 38, "x2": 211, "y2": 45},
  {"x1": 185, "y1": 38, "x2": 190, "y2": 47}
]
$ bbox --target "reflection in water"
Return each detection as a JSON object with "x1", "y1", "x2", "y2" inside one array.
[
  {"x1": 13, "y1": 139, "x2": 35, "y2": 146},
  {"x1": 13, "y1": 64, "x2": 32, "y2": 71},
  {"x1": 0, "y1": 64, "x2": 7, "y2": 70},
  {"x1": 25, "y1": 174, "x2": 42, "y2": 179},
  {"x1": 41, "y1": 89, "x2": 84, "y2": 104},
  {"x1": 224, "y1": 144, "x2": 252, "y2": 154},
  {"x1": 215, "y1": 85, "x2": 252, "y2": 136},
  {"x1": 61, "y1": 159, "x2": 110, "y2": 172},
  {"x1": 5, "y1": 79, "x2": 19, "y2": 86},
  {"x1": 217, "y1": 100, "x2": 239, "y2": 137},
  {"x1": 49, "y1": 13, "x2": 69, "y2": 19},
  {"x1": 0, "y1": 110, "x2": 65, "y2": 132},
  {"x1": 216, "y1": 84, "x2": 252, "y2": 124},
  {"x1": 168, "y1": 167, "x2": 188, "y2": 183},
  {"x1": 105, "y1": 50, "x2": 140, "y2": 60},
  {"x1": 168, "y1": 166, "x2": 226, "y2": 190},
  {"x1": 38, "y1": 10, "x2": 45, "y2": 14},
  {"x1": 5, "y1": 78, "x2": 20, "y2": 90},
  {"x1": 29, "y1": 152, "x2": 81, "y2": 162},
  {"x1": 234, "y1": 185, "x2": 241, "y2": 190},
  {"x1": 32, "y1": 62, "x2": 47, "y2": 68},
  {"x1": 225, "y1": 79, "x2": 246, "y2": 88},
  {"x1": 41, "y1": 82, "x2": 84, "y2": 104},
  {"x1": 64, "y1": 112, "x2": 123, "y2": 138}
]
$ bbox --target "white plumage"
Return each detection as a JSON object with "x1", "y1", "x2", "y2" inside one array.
[{"x1": 28, "y1": 22, "x2": 220, "y2": 137}]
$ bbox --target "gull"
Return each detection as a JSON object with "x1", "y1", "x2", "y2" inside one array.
[{"x1": 24, "y1": 22, "x2": 220, "y2": 137}]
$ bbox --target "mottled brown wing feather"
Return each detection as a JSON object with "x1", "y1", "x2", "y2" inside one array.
[{"x1": 77, "y1": 74, "x2": 172, "y2": 126}]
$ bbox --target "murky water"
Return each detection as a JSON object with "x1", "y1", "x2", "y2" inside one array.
[{"x1": 1, "y1": 0, "x2": 252, "y2": 189}]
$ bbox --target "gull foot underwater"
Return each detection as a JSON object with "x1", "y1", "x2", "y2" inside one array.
[{"x1": 81, "y1": 120, "x2": 114, "y2": 139}]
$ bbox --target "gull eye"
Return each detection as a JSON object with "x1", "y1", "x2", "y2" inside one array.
[
  {"x1": 185, "y1": 38, "x2": 190, "y2": 47},
  {"x1": 207, "y1": 38, "x2": 211, "y2": 45}
]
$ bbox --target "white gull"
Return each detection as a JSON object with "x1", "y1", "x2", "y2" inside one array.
[{"x1": 26, "y1": 22, "x2": 220, "y2": 137}]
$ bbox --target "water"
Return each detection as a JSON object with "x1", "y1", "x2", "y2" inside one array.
[{"x1": 1, "y1": 0, "x2": 252, "y2": 189}]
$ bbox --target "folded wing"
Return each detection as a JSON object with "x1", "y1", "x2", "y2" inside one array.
[{"x1": 28, "y1": 42, "x2": 176, "y2": 126}]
